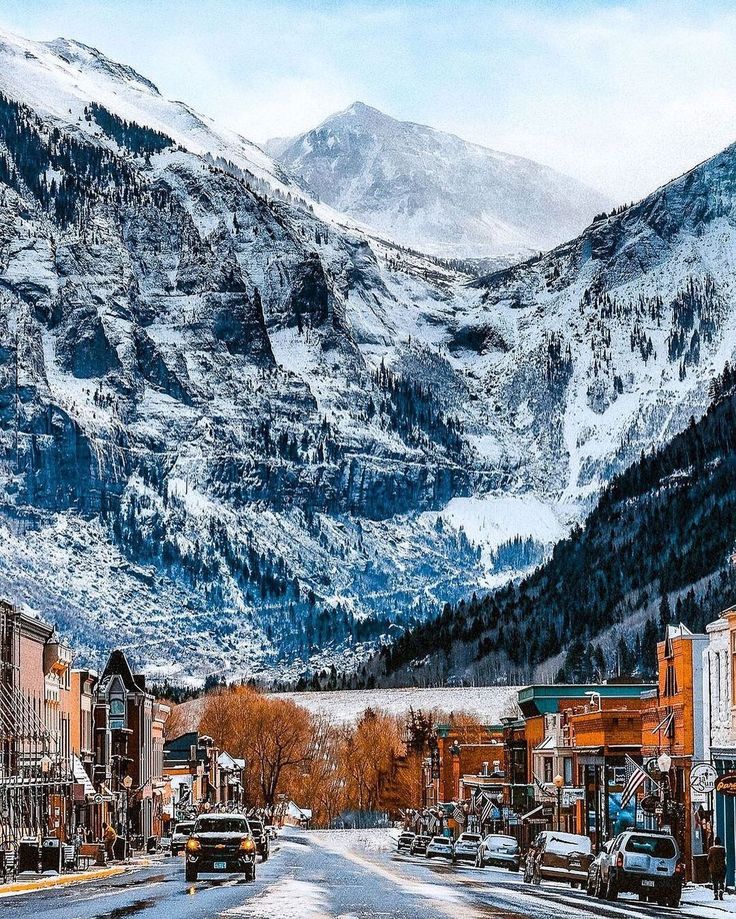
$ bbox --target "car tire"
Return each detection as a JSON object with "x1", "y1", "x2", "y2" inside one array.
[
  {"x1": 605, "y1": 877, "x2": 618, "y2": 901},
  {"x1": 532, "y1": 866, "x2": 541, "y2": 886},
  {"x1": 261, "y1": 850, "x2": 269, "y2": 862},
  {"x1": 245, "y1": 865, "x2": 255, "y2": 882},
  {"x1": 570, "y1": 881, "x2": 579, "y2": 889},
  {"x1": 185, "y1": 865, "x2": 197, "y2": 882},
  {"x1": 586, "y1": 874, "x2": 594, "y2": 896},
  {"x1": 477, "y1": 852, "x2": 484, "y2": 868},
  {"x1": 595, "y1": 873, "x2": 605, "y2": 899}
]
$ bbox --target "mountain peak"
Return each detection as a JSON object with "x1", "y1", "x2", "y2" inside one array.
[
  {"x1": 44, "y1": 36, "x2": 161, "y2": 95},
  {"x1": 267, "y1": 105, "x2": 611, "y2": 259}
]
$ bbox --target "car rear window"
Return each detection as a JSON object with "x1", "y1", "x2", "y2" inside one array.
[
  {"x1": 624, "y1": 835, "x2": 676, "y2": 858},
  {"x1": 486, "y1": 836, "x2": 518, "y2": 850},
  {"x1": 460, "y1": 834, "x2": 481, "y2": 842},
  {"x1": 432, "y1": 836, "x2": 450, "y2": 844},
  {"x1": 416, "y1": 836, "x2": 430, "y2": 842},
  {"x1": 546, "y1": 834, "x2": 592, "y2": 856},
  {"x1": 195, "y1": 818, "x2": 249, "y2": 834}
]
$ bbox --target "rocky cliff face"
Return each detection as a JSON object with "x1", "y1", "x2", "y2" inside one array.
[{"x1": 0, "y1": 29, "x2": 734, "y2": 684}]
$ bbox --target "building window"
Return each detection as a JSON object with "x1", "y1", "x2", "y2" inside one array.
[
  {"x1": 543, "y1": 758, "x2": 553, "y2": 783},
  {"x1": 664, "y1": 664, "x2": 677, "y2": 697},
  {"x1": 110, "y1": 698, "x2": 126, "y2": 731},
  {"x1": 563, "y1": 756, "x2": 573, "y2": 786}
]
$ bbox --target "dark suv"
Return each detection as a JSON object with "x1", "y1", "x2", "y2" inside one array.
[
  {"x1": 248, "y1": 819, "x2": 270, "y2": 861},
  {"x1": 185, "y1": 814, "x2": 257, "y2": 882}
]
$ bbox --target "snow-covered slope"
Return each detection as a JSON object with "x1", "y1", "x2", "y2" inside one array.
[
  {"x1": 266, "y1": 102, "x2": 611, "y2": 260},
  {"x1": 0, "y1": 28, "x2": 735, "y2": 683}
]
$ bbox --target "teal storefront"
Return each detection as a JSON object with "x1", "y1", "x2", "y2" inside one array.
[{"x1": 713, "y1": 754, "x2": 736, "y2": 887}]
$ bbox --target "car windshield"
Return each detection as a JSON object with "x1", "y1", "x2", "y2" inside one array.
[
  {"x1": 174, "y1": 823, "x2": 194, "y2": 835},
  {"x1": 195, "y1": 818, "x2": 249, "y2": 834},
  {"x1": 546, "y1": 834, "x2": 592, "y2": 856},
  {"x1": 250, "y1": 821, "x2": 264, "y2": 831},
  {"x1": 416, "y1": 836, "x2": 430, "y2": 843},
  {"x1": 624, "y1": 835, "x2": 677, "y2": 859}
]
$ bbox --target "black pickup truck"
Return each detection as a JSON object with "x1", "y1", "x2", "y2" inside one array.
[
  {"x1": 247, "y1": 819, "x2": 270, "y2": 861},
  {"x1": 184, "y1": 814, "x2": 257, "y2": 882}
]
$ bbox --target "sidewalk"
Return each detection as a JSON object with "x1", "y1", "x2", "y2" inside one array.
[
  {"x1": 0, "y1": 856, "x2": 154, "y2": 898},
  {"x1": 682, "y1": 884, "x2": 736, "y2": 917}
]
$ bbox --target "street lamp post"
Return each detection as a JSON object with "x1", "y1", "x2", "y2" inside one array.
[
  {"x1": 553, "y1": 774, "x2": 565, "y2": 832},
  {"x1": 657, "y1": 751, "x2": 673, "y2": 835}
]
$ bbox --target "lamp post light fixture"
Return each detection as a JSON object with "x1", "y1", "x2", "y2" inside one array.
[
  {"x1": 553, "y1": 774, "x2": 565, "y2": 832},
  {"x1": 584, "y1": 691, "x2": 601, "y2": 711}
]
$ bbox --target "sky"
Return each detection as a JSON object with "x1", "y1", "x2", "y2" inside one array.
[{"x1": 1, "y1": 0, "x2": 735, "y2": 202}]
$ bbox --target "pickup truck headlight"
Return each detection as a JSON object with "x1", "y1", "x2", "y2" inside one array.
[
  {"x1": 186, "y1": 837, "x2": 201, "y2": 853},
  {"x1": 239, "y1": 838, "x2": 256, "y2": 853}
]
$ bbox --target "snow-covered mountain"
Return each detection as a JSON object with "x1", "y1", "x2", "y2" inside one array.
[
  {"x1": 266, "y1": 102, "x2": 611, "y2": 260},
  {"x1": 0, "y1": 28, "x2": 734, "y2": 684}
]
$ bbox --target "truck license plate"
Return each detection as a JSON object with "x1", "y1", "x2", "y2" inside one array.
[
  {"x1": 214, "y1": 860, "x2": 227, "y2": 869},
  {"x1": 642, "y1": 880, "x2": 655, "y2": 888}
]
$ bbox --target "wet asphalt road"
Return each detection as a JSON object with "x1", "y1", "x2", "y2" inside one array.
[{"x1": 0, "y1": 829, "x2": 717, "y2": 918}]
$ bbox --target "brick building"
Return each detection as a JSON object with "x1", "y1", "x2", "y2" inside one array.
[{"x1": 641, "y1": 624, "x2": 708, "y2": 871}]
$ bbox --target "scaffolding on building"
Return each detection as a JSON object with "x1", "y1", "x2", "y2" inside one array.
[{"x1": 0, "y1": 600, "x2": 72, "y2": 846}]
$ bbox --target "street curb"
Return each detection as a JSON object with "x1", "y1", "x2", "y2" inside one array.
[{"x1": 0, "y1": 862, "x2": 148, "y2": 897}]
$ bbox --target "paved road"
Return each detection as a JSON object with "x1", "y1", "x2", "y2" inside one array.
[{"x1": 0, "y1": 829, "x2": 719, "y2": 918}]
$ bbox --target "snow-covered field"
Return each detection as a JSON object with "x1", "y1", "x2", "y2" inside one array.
[{"x1": 272, "y1": 687, "x2": 521, "y2": 725}]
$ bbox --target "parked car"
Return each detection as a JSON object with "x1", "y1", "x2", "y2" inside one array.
[
  {"x1": 264, "y1": 825, "x2": 278, "y2": 840},
  {"x1": 586, "y1": 839, "x2": 614, "y2": 897},
  {"x1": 454, "y1": 832, "x2": 482, "y2": 863},
  {"x1": 184, "y1": 813, "x2": 257, "y2": 882},
  {"x1": 171, "y1": 821, "x2": 195, "y2": 856},
  {"x1": 397, "y1": 831, "x2": 416, "y2": 852},
  {"x1": 476, "y1": 834, "x2": 520, "y2": 871},
  {"x1": 410, "y1": 835, "x2": 431, "y2": 856},
  {"x1": 426, "y1": 836, "x2": 455, "y2": 861},
  {"x1": 525, "y1": 831, "x2": 592, "y2": 887},
  {"x1": 594, "y1": 831, "x2": 683, "y2": 907},
  {"x1": 248, "y1": 819, "x2": 270, "y2": 861}
]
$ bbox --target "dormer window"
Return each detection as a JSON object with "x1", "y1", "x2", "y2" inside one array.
[{"x1": 110, "y1": 698, "x2": 126, "y2": 730}]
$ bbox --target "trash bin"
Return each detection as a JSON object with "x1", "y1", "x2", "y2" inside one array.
[
  {"x1": 41, "y1": 837, "x2": 62, "y2": 873},
  {"x1": 17, "y1": 838, "x2": 39, "y2": 874},
  {"x1": 692, "y1": 853, "x2": 710, "y2": 884},
  {"x1": 113, "y1": 837, "x2": 128, "y2": 862}
]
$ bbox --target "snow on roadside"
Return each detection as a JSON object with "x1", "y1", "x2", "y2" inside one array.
[{"x1": 681, "y1": 885, "x2": 736, "y2": 917}]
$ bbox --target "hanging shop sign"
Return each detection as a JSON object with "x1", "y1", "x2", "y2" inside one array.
[
  {"x1": 715, "y1": 773, "x2": 736, "y2": 796},
  {"x1": 690, "y1": 763, "x2": 718, "y2": 796}
]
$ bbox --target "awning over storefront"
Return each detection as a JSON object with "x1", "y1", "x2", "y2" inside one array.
[
  {"x1": 521, "y1": 804, "x2": 545, "y2": 822},
  {"x1": 72, "y1": 755, "x2": 95, "y2": 797}
]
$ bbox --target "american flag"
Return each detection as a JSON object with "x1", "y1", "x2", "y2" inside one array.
[
  {"x1": 621, "y1": 754, "x2": 648, "y2": 807},
  {"x1": 481, "y1": 798, "x2": 495, "y2": 823},
  {"x1": 453, "y1": 804, "x2": 465, "y2": 824}
]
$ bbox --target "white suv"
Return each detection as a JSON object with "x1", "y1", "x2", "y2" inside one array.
[{"x1": 594, "y1": 831, "x2": 684, "y2": 907}]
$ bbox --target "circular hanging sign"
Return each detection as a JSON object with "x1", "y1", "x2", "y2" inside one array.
[
  {"x1": 714, "y1": 772, "x2": 736, "y2": 796},
  {"x1": 640, "y1": 793, "x2": 659, "y2": 815},
  {"x1": 691, "y1": 763, "x2": 718, "y2": 795}
]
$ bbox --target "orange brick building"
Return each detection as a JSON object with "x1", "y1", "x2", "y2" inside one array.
[{"x1": 641, "y1": 624, "x2": 709, "y2": 872}]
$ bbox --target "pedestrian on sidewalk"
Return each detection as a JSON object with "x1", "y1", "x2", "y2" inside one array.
[
  {"x1": 102, "y1": 822, "x2": 117, "y2": 863},
  {"x1": 708, "y1": 835, "x2": 727, "y2": 900}
]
